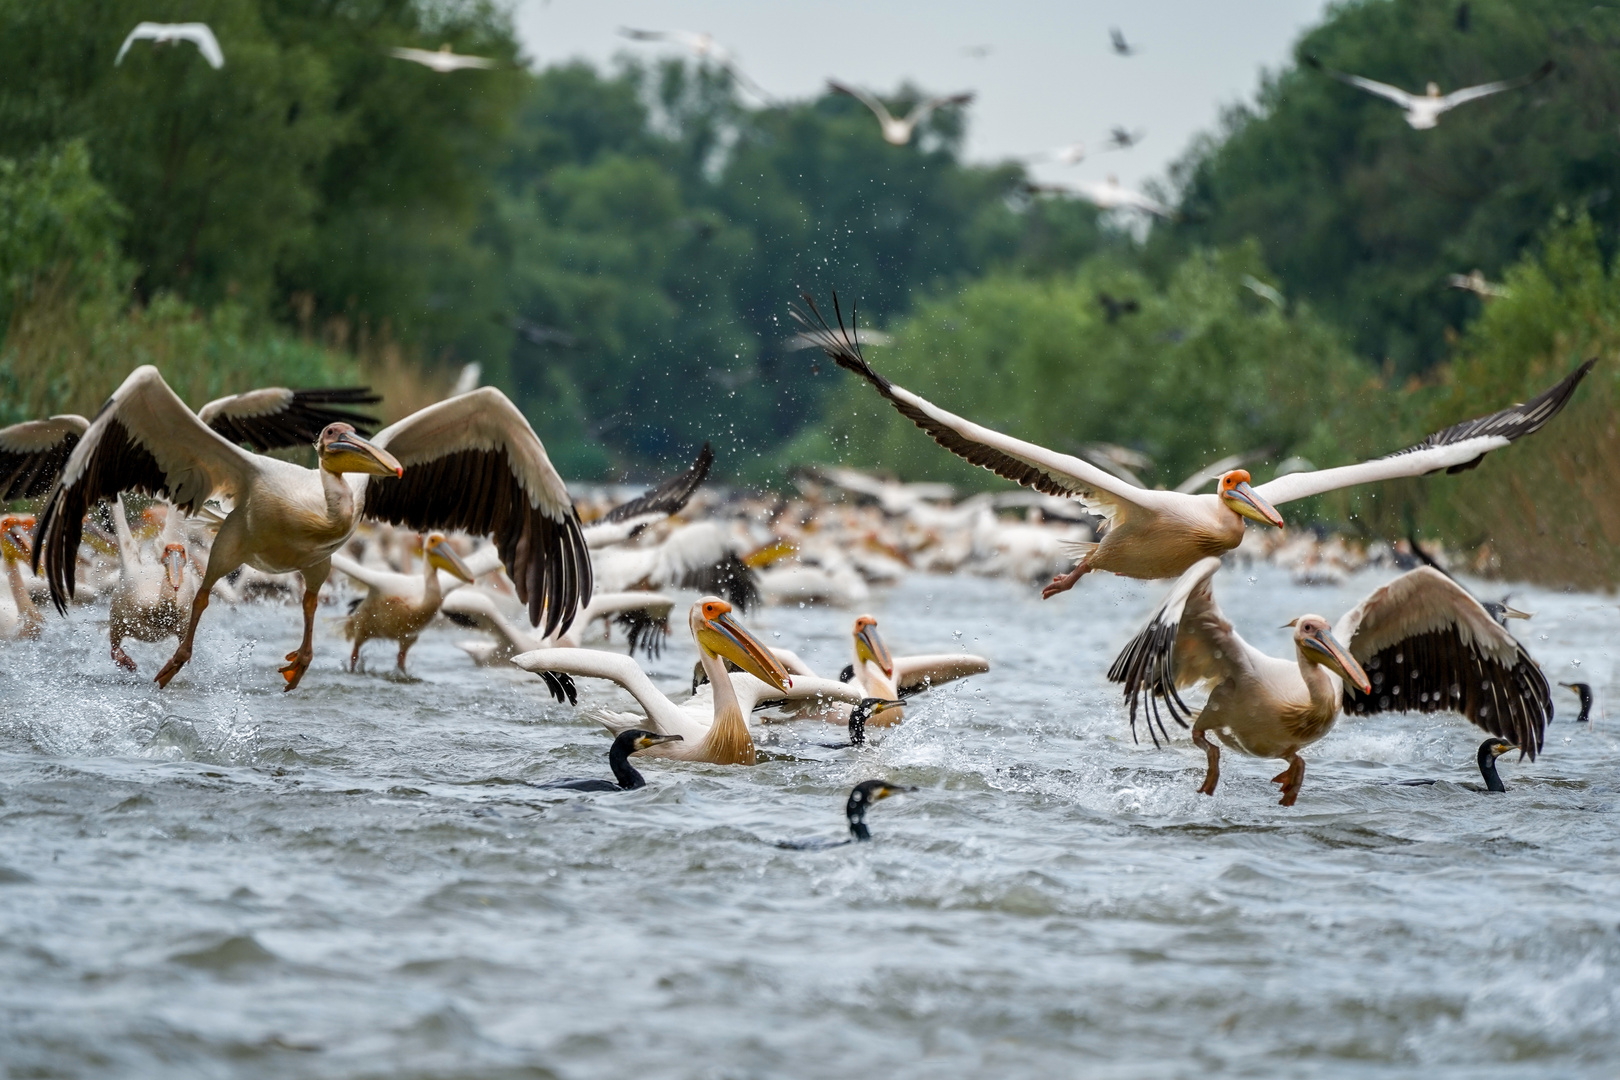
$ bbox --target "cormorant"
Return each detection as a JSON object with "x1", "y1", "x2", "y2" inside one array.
[
  {"x1": 777, "y1": 780, "x2": 915, "y2": 849},
  {"x1": 819, "y1": 698, "x2": 904, "y2": 748},
  {"x1": 1562, "y1": 682, "x2": 1594, "y2": 724},
  {"x1": 537, "y1": 730, "x2": 682, "y2": 792}
]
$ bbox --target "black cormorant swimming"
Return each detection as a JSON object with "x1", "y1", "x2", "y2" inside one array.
[
  {"x1": 1561, "y1": 682, "x2": 1594, "y2": 724},
  {"x1": 777, "y1": 780, "x2": 915, "y2": 849},
  {"x1": 538, "y1": 730, "x2": 682, "y2": 792},
  {"x1": 819, "y1": 698, "x2": 904, "y2": 749}
]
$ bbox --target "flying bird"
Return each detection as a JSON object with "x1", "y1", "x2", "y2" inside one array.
[
  {"x1": 388, "y1": 44, "x2": 496, "y2": 72},
  {"x1": 791, "y1": 294, "x2": 1594, "y2": 599},
  {"x1": 1110, "y1": 559, "x2": 1550, "y2": 805},
  {"x1": 1021, "y1": 142, "x2": 1088, "y2": 166},
  {"x1": 1110, "y1": 28, "x2": 1140, "y2": 57},
  {"x1": 1447, "y1": 270, "x2": 1510, "y2": 299},
  {"x1": 1106, "y1": 127, "x2": 1146, "y2": 150},
  {"x1": 115, "y1": 23, "x2": 224, "y2": 69},
  {"x1": 1242, "y1": 275, "x2": 1285, "y2": 308},
  {"x1": 827, "y1": 80, "x2": 974, "y2": 146},
  {"x1": 618, "y1": 28, "x2": 774, "y2": 102},
  {"x1": 1030, "y1": 176, "x2": 1173, "y2": 218},
  {"x1": 1304, "y1": 55, "x2": 1554, "y2": 129}
]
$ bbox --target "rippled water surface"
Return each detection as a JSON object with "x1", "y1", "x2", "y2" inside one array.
[{"x1": 2, "y1": 564, "x2": 1617, "y2": 1078}]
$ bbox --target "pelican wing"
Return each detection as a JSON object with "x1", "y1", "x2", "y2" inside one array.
[
  {"x1": 599, "y1": 442, "x2": 713, "y2": 524},
  {"x1": 827, "y1": 80, "x2": 896, "y2": 126},
  {"x1": 511, "y1": 647, "x2": 694, "y2": 736},
  {"x1": 197, "y1": 386, "x2": 380, "y2": 451},
  {"x1": 1335, "y1": 567, "x2": 1550, "y2": 758},
  {"x1": 1440, "y1": 61, "x2": 1554, "y2": 110},
  {"x1": 176, "y1": 24, "x2": 224, "y2": 68},
  {"x1": 1254, "y1": 359, "x2": 1594, "y2": 506},
  {"x1": 1, "y1": 415, "x2": 88, "y2": 501},
  {"x1": 115, "y1": 23, "x2": 159, "y2": 65},
  {"x1": 894, "y1": 653, "x2": 991, "y2": 696},
  {"x1": 791, "y1": 294, "x2": 1169, "y2": 528},
  {"x1": 1304, "y1": 56, "x2": 1415, "y2": 107},
  {"x1": 358, "y1": 387, "x2": 591, "y2": 637},
  {"x1": 33, "y1": 367, "x2": 255, "y2": 610},
  {"x1": 1107, "y1": 556, "x2": 1248, "y2": 746},
  {"x1": 730, "y1": 672, "x2": 865, "y2": 714},
  {"x1": 905, "y1": 91, "x2": 975, "y2": 125}
]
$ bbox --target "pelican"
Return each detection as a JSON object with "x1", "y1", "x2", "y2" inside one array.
[
  {"x1": 827, "y1": 81, "x2": 974, "y2": 146},
  {"x1": 387, "y1": 44, "x2": 495, "y2": 73},
  {"x1": 1021, "y1": 142, "x2": 1088, "y2": 167},
  {"x1": 441, "y1": 587, "x2": 676, "y2": 667},
  {"x1": 1448, "y1": 270, "x2": 1510, "y2": 299},
  {"x1": 590, "y1": 521, "x2": 760, "y2": 610},
  {"x1": 107, "y1": 497, "x2": 196, "y2": 672},
  {"x1": 1109, "y1": 558, "x2": 1551, "y2": 805},
  {"x1": 791, "y1": 295, "x2": 1594, "y2": 597},
  {"x1": 617, "y1": 28, "x2": 773, "y2": 102},
  {"x1": 1106, "y1": 127, "x2": 1145, "y2": 150},
  {"x1": 512, "y1": 598, "x2": 864, "y2": 766},
  {"x1": 1305, "y1": 56, "x2": 1554, "y2": 129},
  {"x1": 32, "y1": 367, "x2": 590, "y2": 691},
  {"x1": 2, "y1": 384, "x2": 380, "y2": 502},
  {"x1": 1069, "y1": 176, "x2": 1173, "y2": 218},
  {"x1": 331, "y1": 532, "x2": 475, "y2": 672},
  {"x1": 115, "y1": 22, "x2": 224, "y2": 68},
  {"x1": 583, "y1": 442, "x2": 713, "y2": 545},
  {"x1": 836, "y1": 614, "x2": 990, "y2": 723},
  {"x1": 1, "y1": 515, "x2": 44, "y2": 641}
]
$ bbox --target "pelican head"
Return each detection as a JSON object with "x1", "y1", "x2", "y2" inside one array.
[
  {"x1": 316, "y1": 423, "x2": 402, "y2": 477},
  {"x1": 690, "y1": 597, "x2": 791, "y2": 692},
  {"x1": 1219, "y1": 470, "x2": 1284, "y2": 528},
  {"x1": 1288, "y1": 615, "x2": 1371, "y2": 693},
  {"x1": 161, "y1": 543, "x2": 187, "y2": 592},
  {"x1": 0, "y1": 515, "x2": 33, "y2": 563},
  {"x1": 1426, "y1": 81, "x2": 1442, "y2": 97},
  {"x1": 845, "y1": 778, "x2": 916, "y2": 840},
  {"x1": 853, "y1": 614, "x2": 894, "y2": 676},
  {"x1": 424, "y1": 532, "x2": 474, "y2": 583}
]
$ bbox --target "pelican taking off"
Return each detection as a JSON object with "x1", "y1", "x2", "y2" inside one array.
[
  {"x1": 1304, "y1": 56, "x2": 1554, "y2": 129},
  {"x1": 618, "y1": 28, "x2": 774, "y2": 102},
  {"x1": 115, "y1": 23, "x2": 224, "y2": 68},
  {"x1": 1110, "y1": 559, "x2": 1550, "y2": 805},
  {"x1": 387, "y1": 45, "x2": 496, "y2": 73},
  {"x1": 32, "y1": 367, "x2": 590, "y2": 691},
  {"x1": 791, "y1": 294, "x2": 1593, "y2": 596},
  {"x1": 827, "y1": 81, "x2": 974, "y2": 146}
]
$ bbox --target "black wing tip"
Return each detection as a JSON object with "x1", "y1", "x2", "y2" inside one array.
[
  {"x1": 790, "y1": 291, "x2": 891, "y2": 392},
  {"x1": 541, "y1": 670, "x2": 579, "y2": 706}
]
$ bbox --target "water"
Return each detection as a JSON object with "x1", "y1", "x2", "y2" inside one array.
[{"x1": 1, "y1": 564, "x2": 1617, "y2": 1078}]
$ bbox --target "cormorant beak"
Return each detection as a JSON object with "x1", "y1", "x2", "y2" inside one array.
[
  {"x1": 1498, "y1": 604, "x2": 1533, "y2": 621},
  {"x1": 322, "y1": 432, "x2": 403, "y2": 478},
  {"x1": 1222, "y1": 481, "x2": 1285, "y2": 528},
  {"x1": 1491, "y1": 741, "x2": 1516, "y2": 759},
  {"x1": 867, "y1": 699, "x2": 905, "y2": 720},
  {"x1": 427, "y1": 537, "x2": 475, "y2": 583},
  {"x1": 871, "y1": 783, "x2": 918, "y2": 802},
  {"x1": 854, "y1": 619, "x2": 894, "y2": 676},
  {"x1": 161, "y1": 544, "x2": 187, "y2": 591},
  {"x1": 696, "y1": 605, "x2": 792, "y2": 693},
  {"x1": 1300, "y1": 625, "x2": 1371, "y2": 694},
  {"x1": 633, "y1": 733, "x2": 683, "y2": 751}
]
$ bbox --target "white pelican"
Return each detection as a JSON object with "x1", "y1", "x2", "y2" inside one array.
[
  {"x1": 513, "y1": 598, "x2": 864, "y2": 766},
  {"x1": 1064, "y1": 176, "x2": 1173, "y2": 219},
  {"x1": 1022, "y1": 142, "x2": 1088, "y2": 167},
  {"x1": 1, "y1": 515, "x2": 44, "y2": 641},
  {"x1": 2, "y1": 384, "x2": 380, "y2": 502},
  {"x1": 387, "y1": 44, "x2": 496, "y2": 73},
  {"x1": 827, "y1": 81, "x2": 974, "y2": 146},
  {"x1": 792, "y1": 295, "x2": 1594, "y2": 596},
  {"x1": 32, "y1": 367, "x2": 590, "y2": 691},
  {"x1": 331, "y1": 532, "x2": 475, "y2": 672},
  {"x1": 837, "y1": 614, "x2": 990, "y2": 721},
  {"x1": 590, "y1": 521, "x2": 759, "y2": 610},
  {"x1": 106, "y1": 497, "x2": 195, "y2": 671},
  {"x1": 585, "y1": 442, "x2": 713, "y2": 544},
  {"x1": 1109, "y1": 558, "x2": 1551, "y2": 805},
  {"x1": 1447, "y1": 270, "x2": 1510, "y2": 299},
  {"x1": 617, "y1": 28, "x2": 773, "y2": 102},
  {"x1": 441, "y1": 588, "x2": 676, "y2": 667},
  {"x1": 1304, "y1": 56, "x2": 1554, "y2": 130},
  {"x1": 116, "y1": 22, "x2": 224, "y2": 68},
  {"x1": 1110, "y1": 28, "x2": 1140, "y2": 57}
]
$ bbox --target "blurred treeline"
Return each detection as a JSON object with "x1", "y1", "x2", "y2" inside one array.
[{"x1": 1, "y1": 0, "x2": 1616, "y2": 584}]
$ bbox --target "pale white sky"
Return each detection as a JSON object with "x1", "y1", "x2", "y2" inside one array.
[{"x1": 510, "y1": 0, "x2": 1333, "y2": 190}]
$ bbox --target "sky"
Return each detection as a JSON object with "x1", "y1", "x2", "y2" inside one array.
[{"x1": 510, "y1": 0, "x2": 1335, "y2": 191}]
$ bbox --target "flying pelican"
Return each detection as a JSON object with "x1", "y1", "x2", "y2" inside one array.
[
  {"x1": 535, "y1": 730, "x2": 684, "y2": 792},
  {"x1": 1069, "y1": 176, "x2": 1173, "y2": 218},
  {"x1": 791, "y1": 294, "x2": 1594, "y2": 597},
  {"x1": 1241, "y1": 275, "x2": 1285, "y2": 307},
  {"x1": 0, "y1": 515, "x2": 43, "y2": 641},
  {"x1": 1447, "y1": 270, "x2": 1511, "y2": 299},
  {"x1": 1, "y1": 384, "x2": 380, "y2": 501},
  {"x1": 778, "y1": 780, "x2": 916, "y2": 849},
  {"x1": 1110, "y1": 558, "x2": 1551, "y2": 805},
  {"x1": 115, "y1": 22, "x2": 224, "y2": 68},
  {"x1": 441, "y1": 587, "x2": 676, "y2": 667},
  {"x1": 584, "y1": 442, "x2": 714, "y2": 544},
  {"x1": 31, "y1": 367, "x2": 591, "y2": 691},
  {"x1": 590, "y1": 521, "x2": 760, "y2": 610},
  {"x1": 618, "y1": 28, "x2": 774, "y2": 102},
  {"x1": 1110, "y1": 28, "x2": 1140, "y2": 57},
  {"x1": 387, "y1": 44, "x2": 496, "y2": 73},
  {"x1": 512, "y1": 597, "x2": 864, "y2": 766},
  {"x1": 827, "y1": 81, "x2": 974, "y2": 146},
  {"x1": 331, "y1": 532, "x2": 476, "y2": 672},
  {"x1": 836, "y1": 614, "x2": 990, "y2": 722},
  {"x1": 106, "y1": 497, "x2": 196, "y2": 672},
  {"x1": 1304, "y1": 56, "x2": 1554, "y2": 129}
]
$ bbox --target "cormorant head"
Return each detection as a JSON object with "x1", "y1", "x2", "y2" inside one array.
[
  {"x1": 616, "y1": 729, "x2": 683, "y2": 754},
  {"x1": 424, "y1": 532, "x2": 475, "y2": 583},
  {"x1": 852, "y1": 614, "x2": 894, "y2": 676},
  {"x1": 1479, "y1": 738, "x2": 1516, "y2": 761},
  {"x1": 690, "y1": 597, "x2": 791, "y2": 692},
  {"x1": 1219, "y1": 470, "x2": 1284, "y2": 528},
  {"x1": 848, "y1": 698, "x2": 904, "y2": 746},
  {"x1": 1482, "y1": 599, "x2": 1533, "y2": 628},
  {"x1": 317, "y1": 422, "x2": 402, "y2": 478},
  {"x1": 845, "y1": 779, "x2": 916, "y2": 840},
  {"x1": 1559, "y1": 682, "x2": 1594, "y2": 716},
  {"x1": 0, "y1": 515, "x2": 33, "y2": 563},
  {"x1": 1288, "y1": 615, "x2": 1371, "y2": 693}
]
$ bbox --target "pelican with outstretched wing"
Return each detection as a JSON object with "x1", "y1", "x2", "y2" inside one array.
[
  {"x1": 513, "y1": 598, "x2": 863, "y2": 765},
  {"x1": 115, "y1": 22, "x2": 224, "y2": 68},
  {"x1": 834, "y1": 614, "x2": 989, "y2": 724},
  {"x1": 827, "y1": 81, "x2": 974, "y2": 146},
  {"x1": 1304, "y1": 56, "x2": 1554, "y2": 129},
  {"x1": 1109, "y1": 558, "x2": 1550, "y2": 805},
  {"x1": 31, "y1": 367, "x2": 590, "y2": 691},
  {"x1": 792, "y1": 293, "x2": 1593, "y2": 597},
  {"x1": 387, "y1": 44, "x2": 496, "y2": 73}
]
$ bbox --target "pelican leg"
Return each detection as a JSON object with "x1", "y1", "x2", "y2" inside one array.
[
  {"x1": 1271, "y1": 754, "x2": 1305, "y2": 807},
  {"x1": 1041, "y1": 562, "x2": 1091, "y2": 600},
  {"x1": 279, "y1": 562, "x2": 330, "y2": 692},
  {"x1": 348, "y1": 636, "x2": 363, "y2": 672},
  {"x1": 1192, "y1": 727, "x2": 1220, "y2": 796},
  {"x1": 154, "y1": 586, "x2": 212, "y2": 688},
  {"x1": 396, "y1": 636, "x2": 415, "y2": 673},
  {"x1": 110, "y1": 619, "x2": 137, "y2": 672}
]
